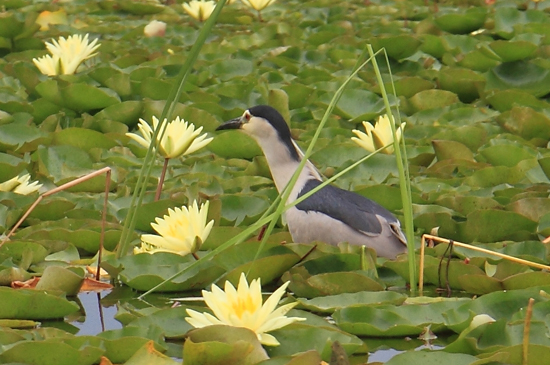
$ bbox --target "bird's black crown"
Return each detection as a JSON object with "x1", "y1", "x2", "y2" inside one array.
[{"x1": 249, "y1": 105, "x2": 292, "y2": 141}]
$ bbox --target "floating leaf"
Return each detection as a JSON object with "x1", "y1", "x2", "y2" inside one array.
[
  {"x1": 485, "y1": 61, "x2": 550, "y2": 97},
  {"x1": 0, "y1": 287, "x2": 79, "y2": 319},
  {"x1": 297, "y1": 291, "x2": 407, "y2": 314},
  {"x1": 266, "y1": 322, "x2": 363, "y2": 360},
  {"x1": 409, "y1": 90, "x2": 460, "y2": 112},
  {"x1": 333, "y1": 298, "x2": 468, "y2": 336},
  {"x1": 184, "y1": 325, "x2": 269, "y2": 365},
  {"x1": 115, "y1": 252, "x2": 225, "y2": 292},
  {"x1": 35, "y1": 266, "x2": 84, "y2": 295},
  {"x1": 434, "y1": 7, "x2": 487, "y2": 34}
]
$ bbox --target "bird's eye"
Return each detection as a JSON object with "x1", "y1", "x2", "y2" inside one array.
[{"x1": 244, "y1": 111, "x2": 251, "y2": 121}]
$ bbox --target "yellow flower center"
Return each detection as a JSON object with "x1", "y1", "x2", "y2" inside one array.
[{"x1": 231, "y1": 294, "x2": 257, "y2": 318}]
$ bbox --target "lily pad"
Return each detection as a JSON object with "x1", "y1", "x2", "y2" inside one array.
[
  {"x1": 115, "y1": 252, "x2": 225, "y2": 292},
  {"x1": 333, "y1": 298, "x2": 468, "y2": 337},
  {"x1": 0, "y1": 287, "x2": 79, "y2": 319},
  {"x1": 184, "y1": 325, "x2": 269, "y2": 365},
  {"x1": 434, "y1": 7, "x2": 487, "y2": 34}
]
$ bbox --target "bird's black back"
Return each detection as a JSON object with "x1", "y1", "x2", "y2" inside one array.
[{"x1": 296, "y1": 179, "x2": 400, "y2": 235}]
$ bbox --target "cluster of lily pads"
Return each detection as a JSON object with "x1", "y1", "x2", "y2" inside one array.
[{"x1": 1, "y1": 0, "x2": 550, "y2": 364}]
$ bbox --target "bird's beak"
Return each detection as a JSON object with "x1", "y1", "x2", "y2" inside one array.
[{"x1": 216, "y1": 117, "x2": 243, "y2": 131}]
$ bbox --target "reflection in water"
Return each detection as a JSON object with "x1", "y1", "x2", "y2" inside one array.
[{"x1": 71, "y1": 291, "x2": 122, "y2": 335}]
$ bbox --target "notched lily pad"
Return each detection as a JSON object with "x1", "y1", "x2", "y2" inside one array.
[
  {"x1": 333, "y1": 298, "x2": 468, "y2": 337},
  {"x1": 184, "y1": 325, "x2": 269, "y2": 365},
  {"x1": 485, "y1": 61, "x2": 550, "y2": 97},
  {"x1": 296, "y1": 291, "x2": 407, "y2": 314},
  {"x1": 282, "y1": 253, "x2": 384, "y2": 298},
  {"x1": 113, "y1": 252, "x2": 225, "y2": 292}
]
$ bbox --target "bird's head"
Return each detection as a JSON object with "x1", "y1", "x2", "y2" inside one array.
[{"x1": 216, "y1": 105, "x2": 299, "y2": 161}]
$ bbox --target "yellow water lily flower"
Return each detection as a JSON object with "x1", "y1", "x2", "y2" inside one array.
[
  {"x1": 32, "y1": 54, "x2": 60, "y2": 76},
  {"x1": 32, "y1": 33, "x2": 100, "y2": 75},
  {"x1": 183, "y1": 0, "x2": 216, "y2": 21},
  {"x1": 186, "y1": 272, "x2": 305, "y2": 346},
  {"x1": 241, "y1": 0, "x2": 276, "y2": 11},
  {"x1": 351, "y1": 114, "x2": 405, "y2": 154},
  {"x1": 136, "y1": 200, "x2": 214, "y2": 256},
  {"x1": 0, "y1": 174, "x2": 42, "y2": 195},
  {"x1": 126, "y1": 116, "x2": 212, "y2": 159}
]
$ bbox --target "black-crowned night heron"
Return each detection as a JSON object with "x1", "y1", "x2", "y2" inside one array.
[{"x1": 216, "y1": 105, "x2": 407, "y2": 259}]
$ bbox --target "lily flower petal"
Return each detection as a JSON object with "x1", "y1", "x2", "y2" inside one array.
[
  {"x1": 240, "y1": 0, "x2": 276, "y2": 11},
  {"x1": 185, "y1": 272, "x2": 305, "y2": 346},
  {"x1": 352, "y1": 114, "x2": 405, "y2": 154},
  {"x1": 137, "y1": 200, "x2": 213, "y2": 256},
  {"x1": 0, "y1": 174, "x2": 42, "y2": 195},
  {"x1": 183, "y1": 0, "x2": 216, "y2": 21},
  {"x1": 126, "y1": 116, "x2": 212, "y2": 159}
]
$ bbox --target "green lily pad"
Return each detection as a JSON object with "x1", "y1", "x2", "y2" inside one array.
[
  {"x1": 0, "y1": 287, "x2": 79, "y2": 319},
  {"x1": 214, "y1": 242, "x2": 301, "y2": 286},
  {"x1": 462, "y1": 209, "x2": 537, "y2": 243},
  {"x1": 486, "y1": 90, "x2": 550, "y2": 112},
  {"x1": 118, "y1": 0, "x2": 165, "y2": 15},
  {"x1": 115, "y1": 252, "x2": 225, "y2": 292},
  {"x1": 333, "y1": 298, "x2": 468, "y2": 337},
  {"x1": 480, "y1": 40, "x2": 538, "y2": 63},
  {"x1": 97, "y1": 326, "x2": 166, "y2": 364},
  {"x1": 0, "y1": 122, "x2": 50, "y2": 153},
  {"x1": 438, "y1": 68, "x2": 485, "y2": 103},
  {"x1": 94, "y1": 100, "x2": 143, "y2": 127},
  {"x1": 432, "y1": 140, "x2": 474, "y2": 162},
  {"x1": 409, "y1": 90, "x2": 460, "y2": 112},
  {"x1": 322, "y1": 89, "x2": 393, "y2": 122},
  {"x1": 125, "y1": 306, "x2": 192, "y2": 339},
  {"x1": 53, "y1": 127, "x2": 118, "y2": 152},
  {"x1": 370, "y1": 34, "x2": 421, "y2": 60},
  {"x1": 283, "y1": 253, "x2": 384, "y2": 298},
  {"x1": 35, "y1": 266, "x2": 84, "y2": 295},
  {"x1": 266, "y1": 322, "x2": 363, "y2": 360},
  {"x1": 478, "y1": 142, "x2": 536, "y2": 167},
  {"x1": 297, "y1": 291, "x2": 407, "y2": 314},
  {"x1": 184, "y1": 325, "x2": 269, "y2": 365},
  {"x1": 35, "y1": 80, "x2": 120, "y2": 112},
  {"x1": 485, "y1": 61, "x2": 550, "y2": 97},
  {"x1": 0, "y1": 11, "x2": 24, "y2": 38},
  {"x1": 496, "y1": 106, "x2": 550, "y2": 142},
  {"x1": 386, "y1": 351, "x2": 486, "y2": 365},
  {"x1": 434, "y1": 7, "x2": 487, "y2": 34}
]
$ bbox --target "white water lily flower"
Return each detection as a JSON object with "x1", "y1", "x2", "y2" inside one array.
[
  {"x1": 0, "y1": 174, "x2": 42, "y2": 195},
  {"x1": 186, "y1": 272, "x2": 305, "y2": 346},
  {"x1": 144, "y1": 20, "x2": 166, "y2": 37},
  {"x1": 32, "y1": 54, "x2": 60, "y2": 76},
  {"x1": 33, "y1": 33, "x2": 100, "y2": 75},
  {"x1": 351, "y1": 114, "x2": 405, "y2": 155},
  {"x1": 126, "y1": 116, "x2": 212, "y2": 159},
  {"x1": 137, "y1": 200, "x2": 214, "y2": 256},
  {"x1": 183, "y1": 0, "x2": 216, "y2": 21},
  {"x1": 241, "y1": 0, "x2": 276, "y2": 11}
]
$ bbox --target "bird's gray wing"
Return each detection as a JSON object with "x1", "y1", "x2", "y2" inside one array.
[{"x1": 295, "y1": 179, "x2": 399, "y2": 236}]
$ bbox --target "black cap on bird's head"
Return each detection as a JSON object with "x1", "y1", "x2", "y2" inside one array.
[{"x1": 216, "y1": 105, "x2": 298, "y2": 160}]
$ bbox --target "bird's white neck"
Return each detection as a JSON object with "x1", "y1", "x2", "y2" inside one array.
[{"x1": 258, "y1": 137, "x2": 321, "y2": 201}]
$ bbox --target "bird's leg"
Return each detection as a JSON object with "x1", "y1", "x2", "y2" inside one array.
[{"x1": 437, "y1": 240, "x2": 454, "y2": 296}]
